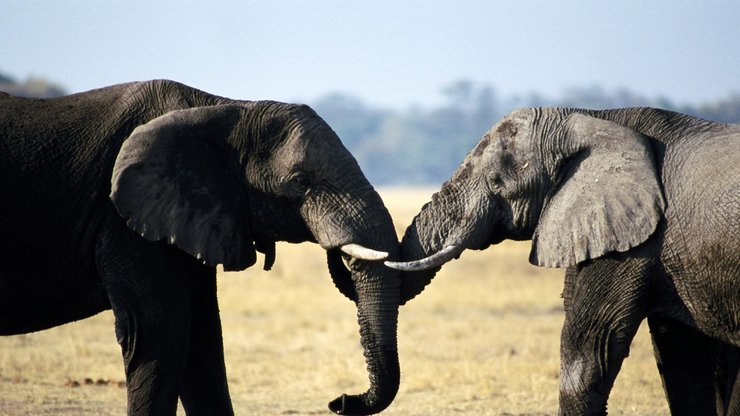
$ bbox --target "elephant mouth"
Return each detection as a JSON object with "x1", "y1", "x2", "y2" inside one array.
[
  {"x1": 386, "y1": 218, "x2": 503, "y2": 272},
  {"x1": 476, "y1": 232, "x2": 502, "y2": 250},
  {"x1": 326, "y1": 249, "x2": 358, "y2": 302}
]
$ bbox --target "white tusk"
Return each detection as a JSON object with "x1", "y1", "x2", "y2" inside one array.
[
  {"x1": 384, "y1": 245, "x2": 462, "y2": 271},
  {"x1": 340, "y1": 244, "x2": 389, "y2": 261}
]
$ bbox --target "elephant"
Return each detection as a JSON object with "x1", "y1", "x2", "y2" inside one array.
[
  {"x1": 0, "y1": 80, "x2": 401, "y2": 416},
  {"x1": 386, "y1": 107, "x2": 740, "y2": 415}
]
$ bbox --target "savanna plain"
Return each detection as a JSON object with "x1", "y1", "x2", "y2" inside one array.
[{"x1": 0, "y1": 189, "x2": 668, "y2": 415}]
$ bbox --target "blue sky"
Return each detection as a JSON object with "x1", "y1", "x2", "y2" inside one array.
[{"x1": 3, "y1": 1, "x2": 740, "y2": 109}]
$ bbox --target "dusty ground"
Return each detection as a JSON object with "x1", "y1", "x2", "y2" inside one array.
[{"x1": 0, "y1": 188, "x2": 669, "y2": 415}]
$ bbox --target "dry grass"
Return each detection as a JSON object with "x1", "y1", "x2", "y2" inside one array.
[{"x1": 0, "y1": 188, "x2": 668, "y2": 415}]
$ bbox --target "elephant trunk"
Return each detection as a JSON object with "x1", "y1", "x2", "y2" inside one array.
[
  {"x1": 329, "y1": 261, "x2": 400, "y2": 414},
  {"x1": 394, "y1": 204, "x2": 448, "y2": 304},
  {"x1": 395, "y1": 183, "x2": 493, "y2": 303},
  {"x1": 320, "y1": 187, "x2": 401, "y2": 415}
]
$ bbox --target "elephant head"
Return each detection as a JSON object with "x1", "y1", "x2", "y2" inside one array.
[
  {"x1": 387, "y1": 107, "x2": 665, "y2": 302},
  {"x1": 109, "y1": 103, "x2": 400, "y2": 414}
]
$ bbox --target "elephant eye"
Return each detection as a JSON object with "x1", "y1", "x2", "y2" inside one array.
[
  {"x1": 288, "y1": 171, "x2": 311, "y2": 194},
  {"x1": 295, "y1": 173, "x2": 309, "y2": 186},
  {"x1": 487, "y1": 171, "x2": 505, "y2": 191}
]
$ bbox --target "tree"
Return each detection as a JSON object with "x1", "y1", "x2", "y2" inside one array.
[
  {"x1": 0, "y1": 71, "x2": 67, "y2": 98},
  {"x1": 311, "y1": 81, "x2": 740, "y2": 185}
]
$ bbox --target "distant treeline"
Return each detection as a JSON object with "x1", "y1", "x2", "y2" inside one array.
[
  {"x1": 3, "y1": 73, "x2": 739, "y2": 185},
  {"x1": 312, "y1": 81, "x2": 740, "y2": 185},
  {"x1": 0, "y1": 73, "x2": 67, "y2": 98}
]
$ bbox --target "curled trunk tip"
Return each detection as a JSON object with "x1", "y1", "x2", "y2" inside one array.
[{"x1": 328, "y1": 347, "x2": 400, "y2": 415}]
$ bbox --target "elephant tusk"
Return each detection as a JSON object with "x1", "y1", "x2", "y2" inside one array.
[
  {"x1": 340, "y1": 244, "x2": 389, "y2": 261},
  {"x1": 384, "y1": 245, "x2": 462, "y2": 271}
]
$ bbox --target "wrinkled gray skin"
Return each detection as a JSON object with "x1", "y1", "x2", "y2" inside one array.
[
  {"x1": 0, "y1": 80, "x2": 401, "y2": 416},
  {"x1": 394, "y1": 107, "x2": 739, "y2": 415}
]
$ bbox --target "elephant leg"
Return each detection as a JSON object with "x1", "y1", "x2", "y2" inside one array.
[
  {"x1": 648, "y1": 315, "x2": 721, "y2": 415},
  {"x1": 558, "y1": 259, "x2": 650, "y2": 416},
  {"x1": 111, "y1": 289, "x2": 192, "y2": 415},
  {"x1": 97, "y1": 226, "x2": 200, "y2": 415},
  {"x1": 716, "y1": 341, "x2": 740, "y2": 416},
  {"x1": 106, "y1": 275, "x2": 192, "y2": 414},
  {"x1": 649, "y1": 315, "x2": 740, "y2": 416},
  {"x1": 178, "y1": 275, "x2": 234, "y2": 415}
]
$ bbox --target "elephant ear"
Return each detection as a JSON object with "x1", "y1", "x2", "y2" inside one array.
[
  {"x1": 530, "y1": 112, "x2": 665, "y2": 268},
  {"x1": 110, "y1": 105, "x2": 257, "y2": 272}
]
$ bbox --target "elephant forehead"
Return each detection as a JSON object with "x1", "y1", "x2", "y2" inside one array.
[
  {"x1": 305, "y1": 133, "x2": 346, "y2": 161},
  {"x1": 276, "y1": 127, "x2": 347, "y2": 171},
  {"x1": 495, "y1": 119, "x2": 520, "y2": 137},
  {"x1": 495, "y1": 109, "x2": 537, "y2": 136},
  {"x1": 472, "y1": 133, "x2": 494, "y2": 157},
  {"x1": 503, "y1": 107, "x2": 535, "y2": 122},
  {"x1": 474, "y1": 130, "x2": 535, "y2": 161}
]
